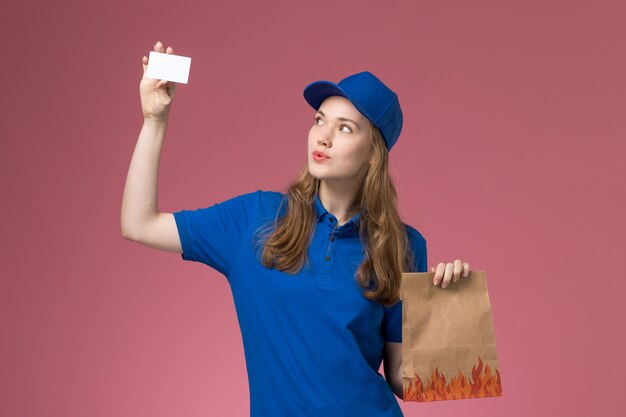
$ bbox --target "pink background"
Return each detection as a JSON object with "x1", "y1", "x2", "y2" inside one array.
[{"x1": 2, "y1": 0, "x2": 625, "y2": 416}]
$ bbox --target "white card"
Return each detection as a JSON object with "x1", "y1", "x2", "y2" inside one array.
[{"x1": 146, "y1": 51, "x2": 192, "y2": 84}]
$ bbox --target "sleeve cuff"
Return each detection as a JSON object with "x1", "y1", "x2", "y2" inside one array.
[
  {"x1": 385, "y1": 333, "x2": 402, "y2": 343},
  {"x1": 173, "y1": 211, "x2": 196, "y2": 262}
]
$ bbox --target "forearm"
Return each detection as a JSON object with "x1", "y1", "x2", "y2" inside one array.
[
  {"x1": 388, "y1": 370, "x2": 403, "y2": 400},
  {"x1": 121, "y1": 117, "x2": 169, "y2": 239}
]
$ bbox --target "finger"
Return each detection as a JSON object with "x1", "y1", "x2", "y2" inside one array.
[
  {"x1": 463, "y1": 262, "x2": 470, "y2": 277},
  {"x1": 142, "y1": 56, "x2": 147, "y2": 72},
  {"x1": 155, "y1": 41, "x2": 166, "y2": 53},
  {"x1": 166, "y1": 46, "x2": 174, "y2": 54},
  {"x1": 453, "y1": 259, "x2": 463, "y2": 282},
  {"x1": 441, "y1": 263, "x2": 454, "y2": 288},
  {"x1": 433, "y1": 263, "x2": 444, "y2": 286}
]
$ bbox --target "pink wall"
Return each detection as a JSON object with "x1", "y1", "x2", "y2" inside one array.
[{"x1": 2, "y1": 0, "x2": 625, "y2": 416}]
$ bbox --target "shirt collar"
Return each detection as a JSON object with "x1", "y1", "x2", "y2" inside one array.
[{"x1": 314, "y1": 193, "x2": 361, "y2": 235}]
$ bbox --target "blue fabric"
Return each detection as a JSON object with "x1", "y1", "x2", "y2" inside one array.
[{"x1": 173, "y1": 190, "x2": 427, "y2": 416}]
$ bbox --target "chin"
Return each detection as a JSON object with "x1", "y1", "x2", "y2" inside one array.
[
  {"x1": 309, "y1": 166, "x2": 330, "y2": 180},
  {"x1": 308, "y1": 167, "x2": 324, "y2": 180},
  {"x1": 310, "y1": 171, "x2": 344, "y2": 183}
]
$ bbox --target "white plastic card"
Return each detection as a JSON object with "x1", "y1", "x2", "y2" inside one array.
[{"x1": 146, "y1": 51, "x2": 192, "y2": 84}]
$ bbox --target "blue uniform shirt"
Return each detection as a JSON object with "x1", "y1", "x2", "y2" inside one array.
[{"x1": 173, "y1": 190, "x2": 427, "y2": 416}]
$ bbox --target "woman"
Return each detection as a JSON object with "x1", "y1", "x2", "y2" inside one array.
[{"x1": 122, "y1": 41, "x2": 471, "y2": 417}]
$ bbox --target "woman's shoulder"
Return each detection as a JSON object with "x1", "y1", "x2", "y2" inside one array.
[
  {"x1": 253, "y1": 189, "x2": 288, "y2": 216},
  {"x1": 403, "y1": 223, "x2": 427, "y2": 271},
  {"x1": 255, "y1": 189, "x2": 286, "y2": 204},
  {"x1": 403, "y1": 222, "x2": 427, "y2": 247},
  {"x1": 255, "y1": 189, "x2": 284, "y2": 198}
]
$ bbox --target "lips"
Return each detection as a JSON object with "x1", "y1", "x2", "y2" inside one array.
[{"x1": 313, "y1": 151, "x2": 330, "y2": 159}]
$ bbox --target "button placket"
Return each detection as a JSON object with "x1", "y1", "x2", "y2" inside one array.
[{"x1": 324, "y1": 216, "x2": 341, "y2": 262}]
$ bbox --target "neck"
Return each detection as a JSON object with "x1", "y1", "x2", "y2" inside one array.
[{"x1": 317, "y1": 180, "x2": 361, "y2": 226}]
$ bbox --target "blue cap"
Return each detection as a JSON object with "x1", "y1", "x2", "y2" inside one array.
[{"x1": 303, "y1": 71, "x2": 403, "y2": 152}]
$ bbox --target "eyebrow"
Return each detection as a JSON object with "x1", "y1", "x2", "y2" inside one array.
[{"x1": 316, "y1": 110, "x2": 361, "y2": 129}]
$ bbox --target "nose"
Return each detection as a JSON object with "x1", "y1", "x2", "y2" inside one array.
[{"x1": 317, "y1": 130, "x2": 332, "y2": 148}]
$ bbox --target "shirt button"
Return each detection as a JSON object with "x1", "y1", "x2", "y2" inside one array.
[
  {"x1": 330, "y1": 236, "x2": 335, "y2": 242},
  {"x1": 329, "y1": 218, "x2": 334, "y2": 223},
  {"x1": 325, "y1": 256, "x2": 330, "y2": 261}
]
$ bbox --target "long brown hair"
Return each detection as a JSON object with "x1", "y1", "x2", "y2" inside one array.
[{"x1": 252, "y1": 123, "x2": 416, "y2": 306}]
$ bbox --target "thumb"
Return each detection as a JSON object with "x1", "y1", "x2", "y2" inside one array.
[{"x1": 430, "y1": 267, "x2": 435, "y2": 272}]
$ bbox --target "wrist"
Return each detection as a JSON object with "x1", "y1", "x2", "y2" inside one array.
[{"x1": 143, "y1": 116, "x2": 169, "y2": 126}]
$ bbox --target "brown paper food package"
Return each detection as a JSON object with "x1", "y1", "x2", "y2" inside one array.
[{"x1": 400, "y1": 271, "x2": 503, "y2": 401}]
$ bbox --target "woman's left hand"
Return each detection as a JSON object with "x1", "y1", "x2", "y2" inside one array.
[{"x1": 430, "y1": 259, "x2": 471, "y2": 289}]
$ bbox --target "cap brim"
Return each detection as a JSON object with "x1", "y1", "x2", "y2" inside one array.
[{"x1": 303, "y1": 81, "x2": 348, "y2": 110}]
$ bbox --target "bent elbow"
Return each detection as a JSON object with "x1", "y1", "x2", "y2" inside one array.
[{"x1": 387, "y1": 371, "x2": 403, "y2": 399}]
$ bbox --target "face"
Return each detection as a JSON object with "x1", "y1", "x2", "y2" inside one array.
[{"x1": 308, "y1": 95, "x2": 372, "y2": 183}]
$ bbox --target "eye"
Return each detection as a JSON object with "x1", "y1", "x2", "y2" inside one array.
[{"x1": 314, "y1": 116, "x2": 353, "y2": 133}]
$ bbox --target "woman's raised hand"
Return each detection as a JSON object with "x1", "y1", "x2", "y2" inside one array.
[
  {"x1": 140, "y1": 41, "x2": 177, "y2": 121},
  {"x1": 431, "y1": 259, "x2": 471, "y2": 288}
]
